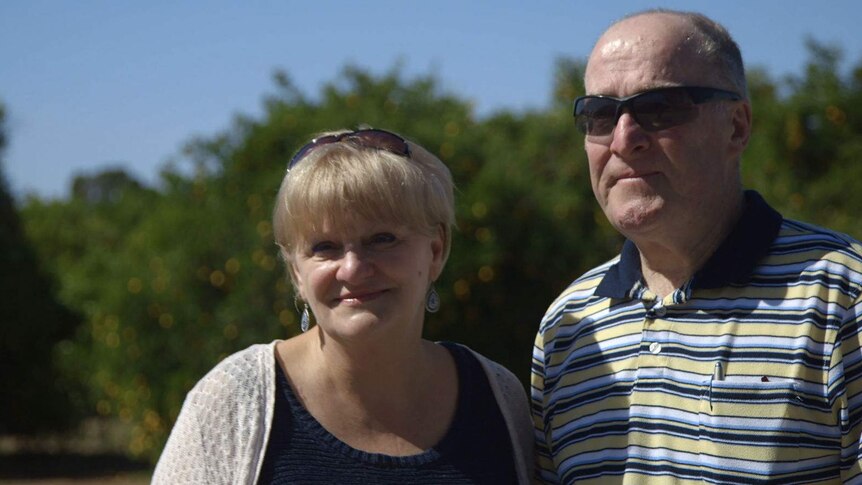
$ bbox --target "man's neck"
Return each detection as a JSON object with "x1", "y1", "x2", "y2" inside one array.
[{"x1": 633, "y1": 194, "x2": 745, "y2": 298}]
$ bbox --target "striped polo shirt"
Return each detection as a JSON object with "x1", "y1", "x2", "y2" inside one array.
[{"x1": 531, "y1": 191, "x2": 862, "y2": 484}]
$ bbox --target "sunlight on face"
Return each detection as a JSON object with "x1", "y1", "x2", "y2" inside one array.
[
  {"x1": 291, "y1": 220, "x2": 445, "y2": 343},
  {"x1": 583, "y1": 13, "x2": 743, "y2": 241}
]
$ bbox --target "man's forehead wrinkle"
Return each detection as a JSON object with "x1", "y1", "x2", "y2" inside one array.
[
  {"x1": 587, "y1": 42, "x2": 682, "y2": 94},
  {"x1": 604, "y1": 32, "x2": 694, "y2": 56},
  {"x1": 585, "y1": 19, "x2": 707, "y2": 95},
  {"x1": 598, "y1": 35, "x2": 652, "y2": 58}
]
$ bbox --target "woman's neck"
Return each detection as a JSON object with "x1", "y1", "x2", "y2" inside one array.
[{"x1": 275, "y1": 331, "x2": 458, "y2": 455}]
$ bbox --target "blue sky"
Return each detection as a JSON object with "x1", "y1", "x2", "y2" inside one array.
[{"x1": 2, "y1": 1, "x2": 861, "y2": 199}]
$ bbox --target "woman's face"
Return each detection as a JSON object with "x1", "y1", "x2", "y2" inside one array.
[{"x1": 290, "y1": 218, "x2": 445, "y2": 343}]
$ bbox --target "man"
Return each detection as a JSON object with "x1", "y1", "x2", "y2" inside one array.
[{"x1": 532, "y1": 9, "x2": 862, "y2": 484}]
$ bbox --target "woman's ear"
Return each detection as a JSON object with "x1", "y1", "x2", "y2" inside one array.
[
  {"x1": 429, "y1": 224, "x2": 446, "y2": 281},
  {"x1": 283, "y1": 248, "x2": 305, "y2": 300}
]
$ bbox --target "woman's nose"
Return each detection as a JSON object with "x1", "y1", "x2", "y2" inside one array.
[{"x1": 336, "y1": 249, "x2": 373, "y2": 282}]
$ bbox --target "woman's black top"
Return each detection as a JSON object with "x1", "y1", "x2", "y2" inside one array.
[{"x1": 257, "y1": 342, "x2": 517, "y2": 484}]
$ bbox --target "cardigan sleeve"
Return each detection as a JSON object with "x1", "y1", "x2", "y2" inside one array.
[
  {"x1": 151, "y1": 342, "x2": 278, "y2": 485},
  {"x1": 151, "y1": 385, "x2": 211, "y2": 484},
  {"x1": 465, "y1": 346, "x2": 535, "y2": 485}
]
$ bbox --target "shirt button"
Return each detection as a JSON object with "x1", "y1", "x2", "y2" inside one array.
[
  {"x1": 655, "y1": 306, "x2": 667, "y2": 317},
  {"x1": 649, "y1": 342, "x2": 662, "y2": 354}
]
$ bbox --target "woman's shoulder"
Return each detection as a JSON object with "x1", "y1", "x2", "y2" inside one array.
[
  {"x1": 439, "y1": 342, "x2": 522, "y2": 391},
  {"x1": 185, "y1": 341, "x2": 280, "y2": 406},
  {"x1": 442, "y1": 342, "x2": 533, "y2": 484},
  {"x1": 153, "y1": 341, "x2": 281, "y2": 484}
]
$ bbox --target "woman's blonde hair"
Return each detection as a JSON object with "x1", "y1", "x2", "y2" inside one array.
[{"x1": 273, "y1": 129, "x2": 455, "y2": 272}]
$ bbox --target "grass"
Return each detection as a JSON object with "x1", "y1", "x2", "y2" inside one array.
[
  {"x1": 0, "y1": 451, "x2": 151, "y2": 483},
  {"x1": 0, "y1": 419, "x2": 151, "y2": 484}
]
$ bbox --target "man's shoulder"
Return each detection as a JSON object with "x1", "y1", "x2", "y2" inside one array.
[
  {"x1": 760, "y1": 219, "x2": 862, "y2": 300},
  {"x1": 775, "y1": 218, "x2": 862, "y2": 259},
  {"x1": 540, "y1": 255, "x2": 622, "y2": 322},
  {"x1": 560, "y1": 254, "x2": 621, "y2": 295}
]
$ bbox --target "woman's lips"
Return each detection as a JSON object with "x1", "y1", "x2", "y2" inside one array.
[{"x1": 336, "y1": 289, "x2": 388, "y2": 305}]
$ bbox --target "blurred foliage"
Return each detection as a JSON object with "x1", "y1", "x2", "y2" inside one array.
[
  {"x1": 11, "y1": 40, "x2": 862, "y2": 461},
  {"x1": 741, "y1": 40, "x2": 862, "y2": 233},
  {"x1": 0, "y1": 104, "x2": 82, "y2": 434}
]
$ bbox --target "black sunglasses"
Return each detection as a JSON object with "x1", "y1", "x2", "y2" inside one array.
[
  {"x1": 573, "y1": 86, "x2": 742, "y2": 137},
  {"x1": 288, "y1": 128, "x2": 411, "y2": 169}
]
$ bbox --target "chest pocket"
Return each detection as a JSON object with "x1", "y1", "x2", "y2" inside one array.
[{"x1": 698, "y1": 377, "x2": 805, "y2": 457}]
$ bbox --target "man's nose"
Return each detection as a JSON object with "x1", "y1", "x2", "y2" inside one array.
[{"x1": 609, "y1": 111, "x2": 650, "y2": 155}]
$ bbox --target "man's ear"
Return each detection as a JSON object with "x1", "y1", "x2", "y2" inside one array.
[{"x1": 728, "y1": 100, "x2": 752, "y2": 157}]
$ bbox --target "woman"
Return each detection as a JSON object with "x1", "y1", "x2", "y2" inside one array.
[{"x1": 152, "y1": 128, "x2": 533, "y2": 484}]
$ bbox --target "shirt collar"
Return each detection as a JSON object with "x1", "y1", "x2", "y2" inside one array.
[{"x1": 595, "y1": 190, "x2": 783, "y2": 298}]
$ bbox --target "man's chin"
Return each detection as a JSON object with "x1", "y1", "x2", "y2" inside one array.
[{"x1": 606, "y1": 203, "x2": 664, "y2": 237}]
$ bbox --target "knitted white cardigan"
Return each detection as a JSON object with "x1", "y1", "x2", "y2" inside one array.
[{"x1": 152, "y1": 341, "x2": 534, "y2": 484}]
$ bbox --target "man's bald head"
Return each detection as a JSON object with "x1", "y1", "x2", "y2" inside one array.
[{"x1": 589, "y1": 9, "x2": 747, "y2": 97}]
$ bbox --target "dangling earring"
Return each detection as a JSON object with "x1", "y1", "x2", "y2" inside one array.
[
  {"x1": 295, "y1": 295, "x2": 312, "y2": 332},
  {"x1": 300, "y1": 304, "x2": 311, "y2": 332},
  {"x1": 425, "y1": 285, "x2": 440, "y2": 313}
]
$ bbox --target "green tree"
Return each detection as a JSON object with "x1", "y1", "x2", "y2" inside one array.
[
  {"x1": 0, "y1": 102, "x2": 81, "y2": 434},
  {"x1": 742, "y1": 40, "x2": 862, "y2": 237},
  {"x1": 19, "y1": 40, "x2": 862, "y2": 461},
  {"x1": 23, "y1": 167, "x2": 170, "y2": 453},
  {"x1": 26, "y1": 65, "x2": 606, "y2": 459}
]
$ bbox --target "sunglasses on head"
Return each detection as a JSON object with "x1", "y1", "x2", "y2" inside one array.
[
  {"x1": 288, "y1": 128, "x2": 411, "y2": 169},
  {"x1": 573, "y1": 86, "x2": 742, "y2": 137}
]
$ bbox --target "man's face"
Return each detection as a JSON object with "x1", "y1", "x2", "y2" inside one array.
[{"x1": 583, "y1": 14, "x2": 746, "y2": 243}]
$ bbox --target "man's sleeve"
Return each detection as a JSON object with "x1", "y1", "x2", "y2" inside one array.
[
  {"x1": 838, "y1": 293, "x2": 862, "y2": 483},
  {"x1": 532, "y1": 328, "x2": 560, "y2": 484}
]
